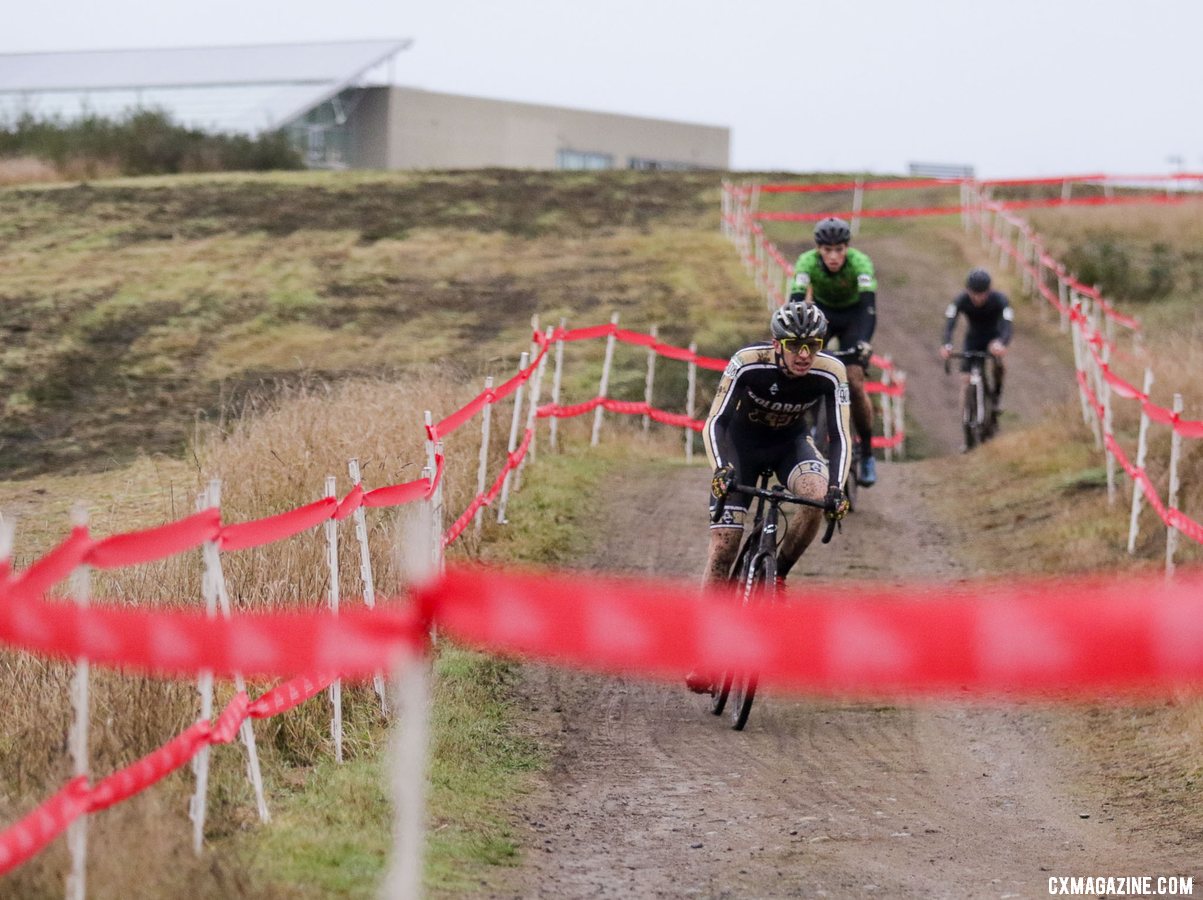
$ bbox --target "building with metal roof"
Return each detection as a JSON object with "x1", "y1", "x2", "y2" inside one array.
[{"x1": 0, "y1": 41, "x2": 729, "y2": 171}]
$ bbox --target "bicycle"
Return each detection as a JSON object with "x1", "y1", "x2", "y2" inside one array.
[
  {"x1": 707, "y1": 471, "x2": 840, "y2": 730},
  {"x1": 944, "y1": 350, "x2": 1001, "y2": 450}
]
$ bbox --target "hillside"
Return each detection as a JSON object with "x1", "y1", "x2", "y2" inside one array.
[{"x1": 0, "y1": 170, "x2": 751, "y2": 477}]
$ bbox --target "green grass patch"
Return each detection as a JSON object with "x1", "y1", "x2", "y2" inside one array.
[
  {"x1": 237, "y1": 436, "x2": 618, "y2": 896},
  {"x1": 237, "y1": 648, "x2": 544, "y2": 898},
  {"x1": 478, "y1": 437, "x2": 622, "y2": 565}
]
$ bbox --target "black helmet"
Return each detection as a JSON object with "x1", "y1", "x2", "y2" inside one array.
[
  {"x1": 771, "y1": 301, "x2": 828, "y2": 341},
  {"x1": 814, "y1": 217, "x2": 852, "y2": 246},
  {"x1": 966, "y1": 267, "x2": 992, "y2": 292}
]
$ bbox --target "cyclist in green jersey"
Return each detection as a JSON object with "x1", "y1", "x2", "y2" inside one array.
[{"x1": 789, "y1": 216, "x2": 879, "y2": 487}]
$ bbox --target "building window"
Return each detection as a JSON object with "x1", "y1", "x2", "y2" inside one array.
[
  {"x1": 628, "y1": 157, "x2": 694, "y2": 171},
  {"x1": 557, "y1": 149, "x2": 613, "y2": 170}
]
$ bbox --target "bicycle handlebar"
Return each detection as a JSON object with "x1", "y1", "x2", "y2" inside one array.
[
  {"x1": 711, "y1": 483, "x2": 841, "y2": 543},
  {"x1": 943, "y1": 350, "x2": 995, "y2": 376}
]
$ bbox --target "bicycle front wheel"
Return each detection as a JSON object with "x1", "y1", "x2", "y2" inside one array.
[
  {"x1": 711, "y1": 534, "x2": 758, "y2": 716},
  {"x1": 730, "y1": 552, "x2": 775, "y2": 730},
  {"x1": 962, "y1": 382, "x2": 980, "y2": 449}
]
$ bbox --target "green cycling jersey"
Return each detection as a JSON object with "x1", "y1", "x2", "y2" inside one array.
[{"x1": 789, "y1": 247, "x2": 877, "y2": 309}]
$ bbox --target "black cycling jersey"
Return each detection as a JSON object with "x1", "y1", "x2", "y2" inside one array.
[
  {"x1": 942, "y1": 290, "x2": 1014, "y2": 349},
  {"x1": 703, "y1": 343, "x2": 853, "y2": 510}
]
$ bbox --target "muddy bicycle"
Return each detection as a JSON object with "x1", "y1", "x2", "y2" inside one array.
[
  {"x1": 944, "y1": 350, "x2": 1001, "y2": 450},
  {"x1": 708, "y1": 471, "x2": 840, "y2": 730}
]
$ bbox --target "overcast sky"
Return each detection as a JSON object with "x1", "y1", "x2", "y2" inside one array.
[{"x1": 4, "y1": 0, "x2": 1202, "y2": 178}]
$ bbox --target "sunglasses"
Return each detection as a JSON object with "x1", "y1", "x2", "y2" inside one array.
[{"x1": 780, "y1": 337, "x2": 824, "y2": 355}]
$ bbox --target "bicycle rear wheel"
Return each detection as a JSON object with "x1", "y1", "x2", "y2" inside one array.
[{"x1": 729, "y1": 552, "x2": 775, "y2": 730}]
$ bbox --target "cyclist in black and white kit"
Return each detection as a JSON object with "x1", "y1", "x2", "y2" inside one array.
[
  {"x1": 940, "y1": 267, "x2": 1014, "y2": 419},
  {"x1": 702, "y1": 303, "x2": 852, "y2": 584},
  {"x1": 686, "y1": 303, "x2": 851, "y2": 693}
]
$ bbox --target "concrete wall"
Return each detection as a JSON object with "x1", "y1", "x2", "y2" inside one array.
[{"x1": 344, "y1": 86, "x2": 728, "y2": 171}]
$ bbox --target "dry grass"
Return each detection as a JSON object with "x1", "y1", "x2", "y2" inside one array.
[
  {"x1": 0, "y1": 157, "x2": 62, "y2": 186},
  {"x1": 0, "y1": 363, "x2": 550, "y2": 895}
]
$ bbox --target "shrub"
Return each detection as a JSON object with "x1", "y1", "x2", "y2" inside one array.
[{"x1": 0, "y1": 109, "x2": 303, "y2": 178}]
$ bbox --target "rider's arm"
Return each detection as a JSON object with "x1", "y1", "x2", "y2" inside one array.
[
  {"x1": 820, "y1": 361, "x2": 854, "y2": 490},
  {"x1": 851, "y1": 250, "x2": 878, "y2": 306},
  {"x1": 941, "y1": 298, "x2": 961, "y2": 346},
  {"x1": 859, "y1": 291, "x2": 877, "y2": 343},
  {"x1": 702, "y1": 353, "x2": 746, "y2": 470},
  {"x1": 789, "y1": 250, "x2": 817, "y2": 304},
  {"x1": 996, "y1": 298, "x2": 1015, "y2": 345}
]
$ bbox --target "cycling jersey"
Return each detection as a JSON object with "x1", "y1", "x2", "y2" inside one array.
[
  {"x1": 704, "y1": 344, "x2": 852, "y2": 519},
  {"x1": 942, "y1": 290, "x2": 1014, "y2": 348},
  {"x1": 789, "y1": 248, "x2": 877, "y2": 310}
]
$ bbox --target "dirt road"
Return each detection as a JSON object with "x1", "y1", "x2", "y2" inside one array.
[{"x1": 482, "y1": 233, "x2": 1200, "y2": 898}]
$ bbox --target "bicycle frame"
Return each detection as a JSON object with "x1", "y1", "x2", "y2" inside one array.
[{"x1": 945, "y1": 351, "x2": 999, "y2": 449}]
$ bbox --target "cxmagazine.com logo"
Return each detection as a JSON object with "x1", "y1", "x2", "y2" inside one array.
[{"x1": 1049, "y1": 876, "x2": 1194, "y2": 896}]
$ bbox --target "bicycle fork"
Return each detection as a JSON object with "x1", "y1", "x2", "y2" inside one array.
[{"x1": 965, "y1": 369, "x2": 986, "y2": 430}]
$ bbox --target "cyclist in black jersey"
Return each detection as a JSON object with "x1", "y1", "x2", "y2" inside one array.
[
  {"x1": 703, "y1": 302, "x2": 852, "y2": 580},
  {"x1": 940, "y1": 267, "x2": 1014, "y2": 422},
  {"x1": 686, "y1": 303, "x2": 852, "y2": 693}
]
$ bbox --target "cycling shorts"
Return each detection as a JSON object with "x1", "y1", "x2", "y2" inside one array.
[
  {"x1": 708, "y1": 430, "x2": 828, "y2": 528},
  {"x1": 816, "y1": 296, "x2": 875, "y2": 369}
]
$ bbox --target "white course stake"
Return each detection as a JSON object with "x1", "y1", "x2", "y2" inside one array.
[
  {"x1": 66, "y1": 504, "x2": 89, "y2": 900},
  {"x1": 893, "y1": 372, "x2": 907, "y2": 460},
  {"x1": 497, "y1": 352, "x2": 528, "y2": 525},
  {"x1": 325, "y1": 476, "x2": 343, "y2": 764},
  {"x1": 516, "y1": 326, "x2": 552, "y2": 490},
  {"x1": 1057, "y1": 274, "x2": 1070, "y2": 333},
  {"x1": 1166, "y1": 394, "x2": 1185, "y2": 578},
  {"x1": 850, "y1": 177, "x2": 864, "y2": 237},
  {"x1": 349, "y1": 459, "x2": 390, "y2": 715},
  {"x1": 0, "y1": 514, "x2": 13, "y2": 569},
  {"x1": 686, "y1": 341, "x2": 698, "y2": 463},
  {"x1": 1127, "y1": 368, "x2": 1155, "y2": 554},
  {"x1": 191, "y1": 490, "x2": 217, "y2": 855},
  {"x1": 432, "y1": 443, "x2": 445, "y2": 574},
  {"x1": 382, "y1": 504, "x2": 436, "y2": 900},
  {"x1": 529, "y1": 314, "x2": 540, "y2": 366},
  {"x1": 473, "y1": 377, "x2": 494, "y2": 538},
  {"x1": 549, "y1": 318, "x2": 566, "y2": 453},
  {"x1": 1069, "y1": 295, "x2": 1097, "y2": 440},
  {"x1": 591, "y1": 312, "x2": 620, "y2": 447},
  {"x1": 1102, "y1": 337, "x2": 1117, "y2": 506},
  {"x1": 880, "y1": 357, "x2": 895, "y2": 463},
  {"x1": 422, "y1": 411, "x2": 444, "y2": 549},
  {"x1": 643, "y1": 324, "x2": 659, "y2": 433},
  {"x1": 209, "y1": 483, "x2": 269, "y2": 824}
]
